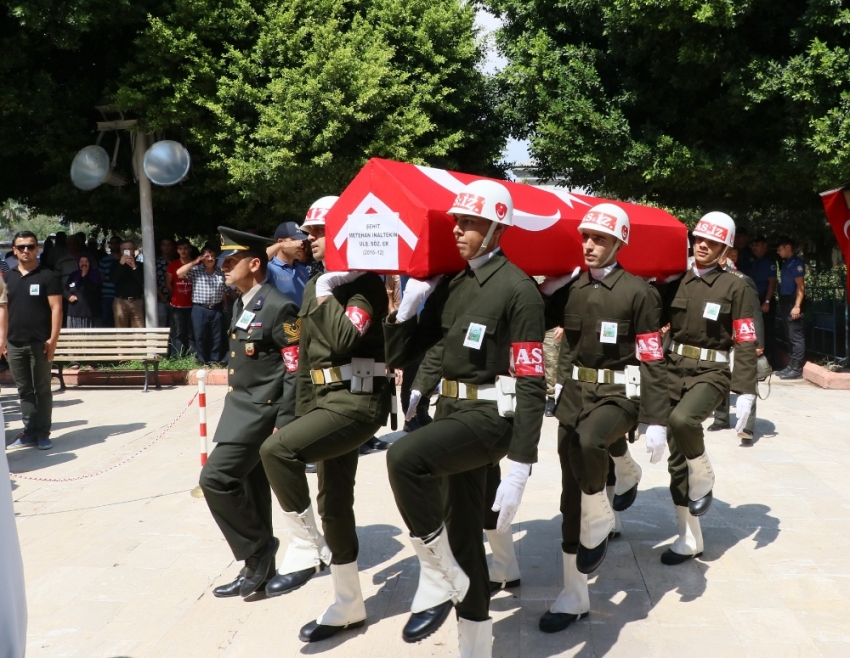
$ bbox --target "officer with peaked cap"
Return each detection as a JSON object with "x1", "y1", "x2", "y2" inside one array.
[
  {"x1": 659, "y1": 212, "x2": 757, "y2": 564},
  {"x1": 258, "y1": 195, "x2": 392, "y2": 643},
  {"x1": 536, "y1": 203, "x2": 668, "y2": 633},
  {"x1": 383, "y1": 180, "x2": 546, "y2": 657},
  {"x1": 199, "y1": 227, "x2": 301, "y2": 599}
]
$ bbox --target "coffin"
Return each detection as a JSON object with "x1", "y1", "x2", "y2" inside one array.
[{"x1": 325, "y1": 158, "x2": 688, "y2": 278}]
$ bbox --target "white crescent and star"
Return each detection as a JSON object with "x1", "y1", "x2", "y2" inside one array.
[{"x1": 844, "y1": 218, "x2": 850, "y2": 240}]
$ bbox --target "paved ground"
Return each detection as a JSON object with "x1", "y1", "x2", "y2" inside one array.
[{"x1": 6, "y1": 378, "x2": 850, "y2": 657}]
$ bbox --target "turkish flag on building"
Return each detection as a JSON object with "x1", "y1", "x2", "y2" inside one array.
[
  {"x1": 325, "y1": 158, "x2": 688, "y2": 279},
  {"x1": 820, "y1": 186, "x2": 850, "y2": 292}
]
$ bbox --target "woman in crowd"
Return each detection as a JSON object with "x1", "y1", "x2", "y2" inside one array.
[{"x1": 64, "y1": 254, "x2": 102, "y2": 328}]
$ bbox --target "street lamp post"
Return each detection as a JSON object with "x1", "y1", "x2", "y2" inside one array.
[{"x1": 132, "y1": 131, "x2": 158, "y2": 327}]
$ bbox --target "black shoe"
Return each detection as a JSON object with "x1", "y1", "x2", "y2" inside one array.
[
  {"x1": 265, "y1": 563, "x2": 326, "y2": 597},
  {"x1": 402, "y1": 417, "x2": 421, "y2": 433},
  {"x1": 545, "y1": 397, "x2": 556, "y2": 417},
  {"x1": 299, "y1": 618, "x2": 365, "y2": 643},
  {"x1": 609, "y1": 530, "x2": 621, "y2": 540},
  {"x1": 401, "y1": 600, "x2": 454, "y2": 643},
  {"x1": 707, "y1": 421, "x2": 729, "y2": 432},
  {"x1": 359, "y1": 443, "x2": 375, "y2": 455},
  {"x1": 660, "y1": 548, "x2": 702, "y2": 566},
  {"x1": 576, "y1": 537, "x2": 608, "y2": 574},
  {"x1": 369, "y1": 437, "x2": 389, "y2": 451},
  {"x1": 739, "y1": 430, "x2": 754, "y2": 445},
  {"x1": 489, "y1": 578, "x2": 520, "y2": 593},
  {"x1": 688, "y1": 491, "x2": 712, "y2": 517},
  {"x1": 239, "y1": 537, "x2": 280, "y2": 597},
  {"x1": 213, "y1": 574, "x2": 246, "y2": 598},
  {"x1": 305, "y1": 462, "x2": 317, "y2": 474},
  {"x1": 779, "y1": 368, "x2": 802, "y2": 380},
  {"x1": 539, "y1": 610, "x2": 589, "y2": 633},
  {"x1": 612, "y1": 484, "x2": 638, "y2": 512},
  {"x1": 775, "y1": 365, "x2": 792, "y2": 377}
]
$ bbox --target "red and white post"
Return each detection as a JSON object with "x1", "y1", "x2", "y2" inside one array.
[{"x1": 198, "y1": 369, "x2": 208, "y2": 466}]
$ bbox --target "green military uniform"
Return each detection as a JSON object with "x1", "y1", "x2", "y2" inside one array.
[
  {"x1": 713, "y1": 267, "x2": 764, "y2": 433},
  {"x1": 545, "y1": 266, "x2": 668, "y2": 553},
  {"x1": 662, "y1": 267, "x2": 757, "y2": 507},
  {"x1": 259, "y1": 272, "x2": 390, "y2": 566},
  {"x1": 199, "y1": 281, "x2": 300, "y2": 561},
  {"x1": 384, "y1": 251, "x2": 546, "y2": 622}
]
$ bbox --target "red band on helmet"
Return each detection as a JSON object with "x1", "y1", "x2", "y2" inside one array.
[
  {"x1": 694, "y1": 221, "x2": 729, "y2": 242},
  {"x1": 582, "y1": 210, "x2": 617, "y2": 230},
  {"x1": 306, "y1": 207, "x2": 328, "y2": 221},
  {"x1": 452, "y1": 192, "x2": 485, "y2": 215},
  {"x1": 733, "y1": 318, "x2": 757, "y2": 343},
  {"x1": 281, "y1": 345, "x2": 299, "y2": 372},
  {"x1": 511, "y1": 342, "x2": 545, "y2": 376},
  {"x1": 635, "y1": 332, "x2": 664, "y2": 361},
  {"x1": 345, "y1": 306, "x2": 372, "y2": 336}
]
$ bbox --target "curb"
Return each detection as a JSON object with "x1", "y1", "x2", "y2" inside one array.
[{"x1": 803, "y1": 362, "x2": 850, "y2": 390}]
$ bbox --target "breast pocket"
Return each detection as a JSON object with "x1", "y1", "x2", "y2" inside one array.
[
  {"x1": 595, "y1": 318, "x2": 632, "y2": 358},
  {"x1": 449, "y1": 313, "x2": 500, "y2": 366},
  {"x1": 241, "y1": 326, "x2": 266, "y2": 360},
  {"x1": 703, "y1": 300, "x2": 732, "y2": 341},
  {"x1": 562, "y1": 314, "x2": 582, "y2": 351}
]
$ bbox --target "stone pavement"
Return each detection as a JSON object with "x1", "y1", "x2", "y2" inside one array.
[{"x1": 6, "y1": 378, "x2": 850, "y2": 657}]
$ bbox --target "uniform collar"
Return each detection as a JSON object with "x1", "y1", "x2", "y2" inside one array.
[
  {"x1": 240, "y1": 279, "x2": 268, "y2": 307},
  {"x1": 455, "y1": 250, "x2": 508, "y2": 285},
  {"x1": 683, "y1": 267, "x2": 723, "y2": 286},
  {"x1": 577, "y1": 264, "x2": 626, "y2": 290}
]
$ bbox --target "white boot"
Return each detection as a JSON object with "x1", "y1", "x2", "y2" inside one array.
[
  {"x1": 579, "y1": 490, "x2": 615, "y2": 550},
  {"x1": 317, "y1": 562, "x2": 367, "y2": 627},
  {"x1": 611, "y1": 449, "x2": 642, "y2": 511},
  {"x1": 686, "y1": 451, "x2": 715, "y2": 516},
  {"x1": 458, "y1": 617, "x2": 493, "y2": 658},
  {"x1": 299, "y1": 562, "x2": 366, "y2": 642},
  {"x1": 661, "y1": 506, "x2": 704, "y2": 565},
  {"x1": 606, "y1": 487, "x2": 623, "y2": 538},
  {"x1": 539, "y1": 552, "x2": 589, "y2": 633},
  {"x1": 278, "y1": 505, "x2": 331, "y2": 575},
  {"x1": 486, "y1": 529, "x2": 520, "y2": 589},
  {"x1": 410, "y1": 529, "x2": 470, "y2": 613}
]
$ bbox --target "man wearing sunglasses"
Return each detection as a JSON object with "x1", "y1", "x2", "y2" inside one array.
[{"x1": 4, "y1": 232, "x2": 63, "y2": 451}]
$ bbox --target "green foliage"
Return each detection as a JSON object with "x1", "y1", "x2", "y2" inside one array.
[
  {"x1": 96, "y1": 354, "x2": 205, "y2": 370},
  {"x1": 485, "y1": 0, "x2": 850, "y2": 261}
]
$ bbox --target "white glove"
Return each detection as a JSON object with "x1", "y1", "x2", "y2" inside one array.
[
  {"x1": 735, "y1": 393, "x2": 755, "y2": 434},
  {"x1": 316, "y1": 271, "x2": 365, "y2": 298},
  {"x1": 640, "y1": 423, "x2": 667, "y2": 464},
  {"x1": 405, "y1": 390, "x2": 422, "y2": 422},
  {"x1": 491, "y1": 460, "x2": 531, "y2": 533},
  {"x1": 538, "y1": 267, "x2": 581, "y2": 297},
  {"x1": 396, "y1": 275, "x2": 443, "y2": 322},
  {"x1": 554, "y1": 383, "x2": 563, "y2": 402}
]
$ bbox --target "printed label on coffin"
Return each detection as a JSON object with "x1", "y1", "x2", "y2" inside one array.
[{"x1": 334, "y1": 192, "x2": 418, "y2": 271}]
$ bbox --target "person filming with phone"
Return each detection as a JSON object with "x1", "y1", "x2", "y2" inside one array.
[{"x1": 113, "y1": 239, "x2": 145, "y2": 328}]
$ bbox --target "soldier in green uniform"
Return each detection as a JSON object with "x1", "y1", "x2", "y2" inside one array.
[
  {"x1": 199, "y1": 227, "x2": 300, "y2": 599},
  {"x1": 383, "y1": 180, "x2": 546, "y2": 657},
  {"x1": 259, "y1": 197, "x2": 391, "y2": 643},
  {"x1": 536, "y1": 204, "x2": 669, "y2": 633},
  {"x1": 659, "y1": 212, "x2": 757, "y2": 564}
]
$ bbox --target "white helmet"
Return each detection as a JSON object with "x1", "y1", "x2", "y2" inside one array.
[
  {"x1": 302, "y1": 195, "x2": 339, "y2": 228},
  {"x1": 693, "y1": 211, "x2": 735, "y2": 248},
  {"x1": 577, "y1": 203, "x2": 631, "y2": 245},
  {"x1": 447, "y1": 180, "x2": 513, "y2": 226}
]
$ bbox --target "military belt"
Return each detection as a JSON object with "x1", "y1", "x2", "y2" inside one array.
[
  {"x1": 670, "y1": 341, "x2": 729, "y2": 363},
  {"x1": 440, "y1": 379, "x2": 498, "y2": 401},
  {"x1": 570, "y1": 366, "x2": 626, "y2": 385},
  {"x1": 310, "y1": 362, "x2": 388, "y2": 385}
]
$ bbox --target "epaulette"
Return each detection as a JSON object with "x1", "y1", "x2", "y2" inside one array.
[{"x1": 730, "y1": 270, "x2": 744, "y2": 279}]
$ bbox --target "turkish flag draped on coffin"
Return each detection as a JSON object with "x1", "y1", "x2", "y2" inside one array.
[
  {"x1": 820, "y1": 187, "x2": 850, "y2": 293},
  {"x1": 325, "y1": 158, "x2": 688, "y2": 279}
]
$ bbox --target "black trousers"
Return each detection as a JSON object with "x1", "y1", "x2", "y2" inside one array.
[
  {"x1": 779, "y1": 296, "x2": 805, "y2": 364},
  {"x1": 260, "y1": 408, "x2": 381, "y2": 565},
  {"x1": 667, "y1": 382, "x2": 724, "y2": 507},
  {"x1": 7, "y1": 341, "x2": 53, "y2": 436},
  {"x1": 199, "y1": 442, "x2": 273, "y2": 561},
  {"x1": 387, "y1": 414, "x2": 512, "y2": 622},
  {"x1": 170, "y1": 306, "x2": 195, "y2": 357},
  {"x1": 558, "y1": 405, "x2": 633, "y2": 553}
]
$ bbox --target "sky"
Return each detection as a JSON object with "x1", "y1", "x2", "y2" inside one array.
[{"x1": 475, "y1": 8, "x2": 531, "y2": 165}]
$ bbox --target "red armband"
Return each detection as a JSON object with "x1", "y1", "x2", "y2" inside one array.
[
  {"x1": 733, "y1": 318, "x2": 757, "y2": 343},
  {"x1": 281, "y1": 345, "x2": 299, "y2": 372},
  {"x1": 345, "y1": 306, "x2": 371, "y2": 336},
  {"x1": 511, "y1": 342, "x2": 545, "y2": 376},
  {"x1": 635, "y1": 332, "x2": 664, "y2": 361}
]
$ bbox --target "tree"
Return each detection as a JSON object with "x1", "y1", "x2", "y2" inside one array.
[
  {"x1": 484, "y1": 0, "x2": 850, "y2": 263},
  {"x1": 0, "y1": 199, "x2": 29, "y2": 225}
]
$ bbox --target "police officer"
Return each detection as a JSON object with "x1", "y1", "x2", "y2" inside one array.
[
  {"x1": 660, "y1": 212, "x2": 757, "y2": 564},
  {"x1": 199, "y1": 227, "x2": 300, "y2": 598},
  {"x1": 776, "y1": 236, "x2": 806, "y2": 380},
  {"x1": 748, "y1": 235, "x2": 777, "y2": 364},
  {"x1": 383, "y1": 180, "x2": 546, "y2": 656},
  {"x1": 259, "y1": 196, "x2": 392, "y2": 643},
  {"x1": 537, "y1": 204, "x2": 668, "y2": 633}
]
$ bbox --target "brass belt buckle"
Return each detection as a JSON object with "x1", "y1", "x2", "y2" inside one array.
[
  {"x1": 466, "y1": 383, "x2": 478, "y2": 400},
  {"x1": 576, "y1": 367, "x2": 597, "y2": 383},
  {"x1": 442, "y1": 379, "x2": 458, "y2": 398},
  {"x1": 327, "y1": 367, "x2": 343, "y2": 383},
  {"x1": 681, "y1": 345, "x2": 701, "y2": 360},
  {"x1": 310, "y1": 370, "x2": 325, "y2": 385}
]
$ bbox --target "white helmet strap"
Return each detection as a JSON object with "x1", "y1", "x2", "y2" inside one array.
[
  {"x1": 474, "y1": 221, "x2": 500, "y2": 258},
  {"x1": 597, "y1": 241, "x2": 623, "y2": 268}
]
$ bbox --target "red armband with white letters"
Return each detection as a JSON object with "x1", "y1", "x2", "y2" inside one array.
[
  {"x1": 635, "y1": 332, "x2": 664, "y2": 361},
  {"x1": 281, "y1": 345, "x2": 299, "y2": 372},
  {"x1": 345, "y1": 306, "x2": 371, "y2": 336},
  {"x1": 732, "y1": 318, "x2": 757, "y2": 343},
  {"x1": 511, "y1": 342, "x2": 545, "y2": 376}
]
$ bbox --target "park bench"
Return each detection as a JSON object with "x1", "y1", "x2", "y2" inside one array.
[{"x1": 52, "y1": 327, "x2": 171, "y2": 392}]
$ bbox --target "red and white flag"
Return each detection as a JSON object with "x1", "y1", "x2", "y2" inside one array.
[{"x1": 820, "y1": 187, "x2": 850, "y2": 293}]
